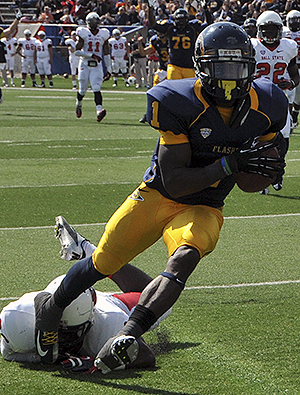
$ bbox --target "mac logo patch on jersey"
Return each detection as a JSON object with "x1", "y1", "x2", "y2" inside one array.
[{"x1": 200, "y1": 128, "x2": 212, "y2": 139}]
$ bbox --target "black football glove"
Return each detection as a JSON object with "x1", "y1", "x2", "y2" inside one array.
[
  {"x1": 61, "y1": 356, "x2": 95, "y2": 373},
  {"x1": 225, "y1": 136, "x2": 286, "y2": 178},
  {"x1": 91, "y1": 54, "x2": 102, "y2": 63},
  {"x1": 277, "y1": 79, "x2": 296, "y2": 91}
]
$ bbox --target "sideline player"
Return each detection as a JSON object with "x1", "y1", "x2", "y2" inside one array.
[
  {"x1": 137, "y1": 30, "x2": 169, "y2": 123},
  {"x1": 16, "y1": 30, "x2": 38, "y2": 88},
  {"x1": 283, "y1": 10, "x2": 300, "y2": 128},
  {"x1": 0, "y1": 38, "x2": 9, "y2": 89},
  {"x1": 65, "y1": 31, "x2": 79, "y2": 90},
  {"x1": 1, "y1": 34, "x2": 17, "y2": 86},
  {"x1": 0, "y1": 8, "x2": 21, "y2": 102},
  {"x1": 242, "y1": 18, "x2": 257, "y2": 38},
  {"x1": 251, "y1": 10, "x2": 299, "y2": 191},
  {"x1": 74, "y1": 12, "x2": 112, "y2": 123},
  {"x1": 148, "y1": 7, "x2": 212, "y2": 79},
  {"x1": 34, "y1": 31, "x2": 53, "y2": 88},
  {"x1": 109, "y1": 28, "x2": 130, "y2": 87},
  {"x1": 34, "y1": 23, "x2": 286, "y2": 373}
]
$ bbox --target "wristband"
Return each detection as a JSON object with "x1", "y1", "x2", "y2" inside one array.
[
  {"x1": 290, "y1": 80, "x2": 296, "y2": 90},
  {"x1": 221, "y1": 157, "x2": 233, "y2": 176}
]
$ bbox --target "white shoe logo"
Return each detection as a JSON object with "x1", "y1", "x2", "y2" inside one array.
[{"x1": 36, "y1": 332, "x2": 48, "y2": 357}]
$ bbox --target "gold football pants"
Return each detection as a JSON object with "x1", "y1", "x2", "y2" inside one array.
[
  {"x1": 92, "y1": 182, "x2": 224, "y2": 275},
  {"x1": 167, "y1": 64, "x2": 195, "y2": 80}
]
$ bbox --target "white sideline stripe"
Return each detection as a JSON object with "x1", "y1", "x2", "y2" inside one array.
[
  {"x1": 1, "y1": 279, "x2": 300, "y2": 302},
  {"x1": 14, "y1": 88, "x2": 146, "y2": 95},
  {"x1": 0, "y1": 213, "x2": 299, "y2": 231},
  {"x1": 18, "y1": 96, "x2": 125, "y2": 101},
  {"x1": 0, "y1": 137, "x2": 155, "y2": 143},
  {"x1": 0, "y1": 181, "x2": 135, "y2": 189},
  {"x1": 185, "y1": 279, "x2": 300, "y2": 290},
  {"x1": 0, "y1": 156, "x2": 149, "y2": 162},
  {"x1": 0, "y1": 176, "x2": 298, "y2": 189}
]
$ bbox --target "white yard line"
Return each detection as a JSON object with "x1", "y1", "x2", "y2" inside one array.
[{"x1": 0, "y1": 213, "x2": 299, "y2": 301}]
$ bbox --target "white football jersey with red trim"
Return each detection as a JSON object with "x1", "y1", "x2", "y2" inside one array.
[
  {"x1": 282, "y1": 26, "x2": 300, "y2": 65},
  {"x1": 0, "y1": 291, "x2": 129, "y2": 362},
  {"x1": 109, "y1": 36, "x2": 127, "y2": 58},
  {"x1": 17, "y1": 37, "x2": 36, "y2": 58},
  {"x1": 251, "y1": 37, "x2": 298, "y2": 85},
  {"x1": 76, "y1": 26, "x2": 110, "y2": 65},
  {"x1": 35, "y1": 38, "x2": 52, "y2": 59}
]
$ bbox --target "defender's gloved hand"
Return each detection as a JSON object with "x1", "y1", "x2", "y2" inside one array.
[{"x1": 61, "y1": 356, "x2": 94, "y2": 373}]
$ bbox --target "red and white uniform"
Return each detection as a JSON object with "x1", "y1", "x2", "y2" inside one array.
[
  {"x1": 251, "y1": 37, "x2": 298, "y2": 86},
  {"x1": 1, "y1": 37, "x2": 17, "y2": 71},
  {"x1": 35, "y1": 37, "x2": 52, "y2": 76},
  {"x1": 65, "y1": 37, "x2": 79, "y2": 75},
  {"x1": 76, "y1": 26, "x2": 110, "y2": 93},
  {"x1": 282, "y1": 26, "x2": 300, "y2": 106},
  {"x1": 17, "y1": 37, "x2": 36, "y2": 74},
  {"x1": 0, "y1": 289, "x2": 170, "y2": 362},
  {"x1": 109, "y1": 36, "x2": 128, "y2": 74},
  {"x1": 251, "y1": 37, "x2": 297, "y2": 137}
]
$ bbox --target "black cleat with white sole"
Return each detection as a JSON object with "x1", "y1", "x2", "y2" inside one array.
[{"x1": 94, "y1": 335, "x2": 139, "y2": 374}]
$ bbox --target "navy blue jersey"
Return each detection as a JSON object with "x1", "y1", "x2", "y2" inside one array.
[
  {"x1": 143, "y1": 77, "x2": 288, "y2": 207},
  {"x1": 150, "y1": 34, "x2": 168, "y2": 71},
  {"x1": 153, "y1": 19, "x2": 206, "y2": 68}
]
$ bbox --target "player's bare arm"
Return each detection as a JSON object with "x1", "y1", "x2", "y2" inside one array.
[
  {"x1": 287, "y1": 58, "x2": 300, "y2": 87},
  {"x1": 75, "y1": 36, "x2": 84, "y2": 51},
  {"x1": 103, "y1": 40, "x2": 110, "y2": 56},
  {"x1": 110, "y1": 264, "x2": 153, "y2": 293},
  {"x1": 148, "y1": 6, "x2": 156, "y2": 28},
  {"x1": 16, "y1": 45, "x2": 25, "y2": 58},
  {"x1": 48, "y1": 46, "x2": 53, "y2": 64},
  {"x1": 138, "y1": 37, "x2": 153, "y2": 57},
  {"x1": 2, "y1": 18, "x2": 19, "y2": 38}
]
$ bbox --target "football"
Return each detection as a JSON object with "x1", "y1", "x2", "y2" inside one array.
[
  {"x1": 234, "y1": 142, "x2": 280, "y2": 193},
  {"x1": 128, "y1": 75, "x2": 136, "y2": 86}
]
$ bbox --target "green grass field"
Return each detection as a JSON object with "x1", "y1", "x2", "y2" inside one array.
[{"x1": 0, "y1": 76, "x2": 300, "y2": 395}]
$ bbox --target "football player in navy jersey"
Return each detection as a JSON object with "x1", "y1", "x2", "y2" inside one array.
[
  {"x1": 148, "y1": 7, "x2": 212, "y2": 79},
  {"x1": 137, "y1": 30, "x2": 169, "y2": 123},
  {"x1": 34, "y1": 22, "x2": 287, "y2": 373}
]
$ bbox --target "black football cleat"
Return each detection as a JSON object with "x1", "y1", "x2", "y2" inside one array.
[
  {"x1": 94, "y1": 335, "x2": 139, "y2": 374},
  {"x1": 34, "y1": 292, "x2": 62, "y2": 363},
  {"x1": 139, "y1": 114, "x2": 147, "y2": 123},
  {"x1": 76, "y1": 103, "x2": 82, "y2": 118},
  {"x1": 97, "y1": 109, "x2": 106, "y2": 123}
]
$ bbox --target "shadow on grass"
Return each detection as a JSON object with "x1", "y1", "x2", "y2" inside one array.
[
  {"x1": 18, "y1": 338, "x2": 200, "y2": 395},
  {"x1": 265, "y1": 193, "x2": 300, "y2": 200}
]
